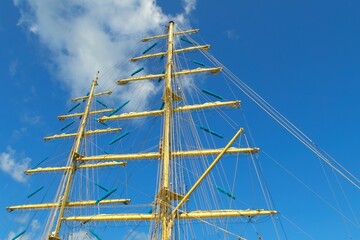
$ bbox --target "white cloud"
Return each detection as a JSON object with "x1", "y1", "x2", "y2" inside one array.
[
  {"x1": 14, "y1": 0, "x2": 197, "y2": 109},
  {"x1": 183, "y1": 0, "x2": 196, "y2": 14},
  {"x1": 0, "y1": 146, "x2": 31, "y2": 183}
]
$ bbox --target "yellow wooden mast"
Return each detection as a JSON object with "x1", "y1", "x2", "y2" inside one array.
[{"x1": 159, "y1": 20, "x2": 175, "y2": 240}]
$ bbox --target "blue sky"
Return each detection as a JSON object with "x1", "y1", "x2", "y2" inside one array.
[{"x1": 1, "y1": 0, "x2": 360, "y2": 239}]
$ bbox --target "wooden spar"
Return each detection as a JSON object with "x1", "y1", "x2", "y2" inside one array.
[
  {"x1": 58, "y1": 108, "x2": 115, "y2": 120},
  {"x1": 7, "y1": 199, "x2": 131, "y2": 211},
  {"x1": 98, "y1": 100, "x2": 240, "y2": 122},
  {"x1": 141, "y1": 28, "x2": 199, "y2": 42},
  {"x1": 130, "y1": 44, "x2": 210, "y2": 62},
  {"x1": 62, "y1": 209, "x2": 277, "y2": 221},
  {"x1": 44, "y1": 128, "x2": 122, "y2": 141},
  {"x1": 76, "y1": 147, "x2": 260, "y2": 162},
  {"x1": 116, "y1": 67, "x2": 221, "y2": 85},
  {"x1": 71, "y1": 90, "x2": 112, "y2": 102},
  {"x1": 24, "y1": 161, "x2": 127, "y2": 174}
]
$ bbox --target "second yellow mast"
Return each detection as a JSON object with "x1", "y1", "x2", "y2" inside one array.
[{"x1": 50, "y1": 72, "x2": 99, "y2": 240}]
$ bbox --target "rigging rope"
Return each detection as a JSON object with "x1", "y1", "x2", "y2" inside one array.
[
  {"x1": 191, "y1": 41, "x2": 360, "y2": 191},
  {"x1": 264, "y1": 151, "x2": 360, "y2": 229}
]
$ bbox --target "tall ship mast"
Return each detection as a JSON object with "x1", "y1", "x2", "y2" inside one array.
[{"x1": 5, "y1": 21, "x2": 359, "y2": 239}]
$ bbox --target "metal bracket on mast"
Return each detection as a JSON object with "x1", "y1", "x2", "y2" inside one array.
[{"x1": 72, "y1": 151, "x2": 84, "y2": 161}]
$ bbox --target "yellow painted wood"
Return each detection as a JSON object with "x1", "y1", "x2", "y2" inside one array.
[
  {"x1": 61, "y1": 209, "x2": 277, "y2": 221},
  {"x1": 99, "y1": 101, "x2": 240, "y2": 122},
  {"x1": 174, "y1": 67, "x2": 222, "y2": 76},
  {"x1": 24, "y1": 161, "x2": 127, "y2": 174},
  {"x1": 117, "y1": 73, "x2": 165, "y2": 85},
  {"x1": 161, "y1": 20, "x2": 175, "y2": 240},
  {"x1": 58, "y1": 108, "x2": 114, "y2": 120},
  {"x1": 78, "y1": 147, "x2": 259, "y2": 162},
  {"x1": 99, "y1": 110, "x2": 165, "y2": 122},
  {"x1": 141, "y1": 29, "x2": 199, "y2": 42},
  {"x1": 7, "y1": 199, "x2": 131, "y2": 211},
  {"x1": 116, "y1": 67, "x2": 222, "y2": 85},
  {"x1": 44, "y1": 128, "x2": 121, "y2": 141},
  {"x1": 130, "y1": 44, "x2": 210, "y2": 62},
  {"x1": 71, "y1": 90, "x2": 112, "y2": 102}
]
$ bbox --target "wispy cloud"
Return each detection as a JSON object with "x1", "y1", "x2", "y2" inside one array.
[
  {"x1": 8, "y1": 60, "x2": 18, "y2": 77},
  {"x1": 0, "y1": 146, "x2": 31, "y2": 183},
  {"x1": 11, "y1": 127, "x2": 27, "y2": 140},
  {"x1": 14, "y1": 0, "x2": 197, "y2": 109},
  {"x1": 226, "y1": 29, "x2": 239, "y2": 40},
  {"x1": 6, "y1": 219, "x2": 42, "y2": 240},
  {"x1": 7, "y1": 230, "x2": 32, "y2": 240},
  {"x1": 22, "y1": 86, "x2": 38, "y2": 102},
  {"x1": 7, "y1": 231, "x2": 18, "y2": 240},
  {"x1": 183, "y1": 0, "x2": 196, "y2": 14},
  {"x1": 30, "y1": 219, "x2": 40, "y2": 231},
  {"x1": 21, "y1": 113, "x2": 42, "y2": 125}
]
